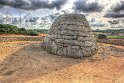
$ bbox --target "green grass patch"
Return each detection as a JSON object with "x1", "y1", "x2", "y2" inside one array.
[{"x1": 107, "y1": 36, "x2": 124, "y2": 39}]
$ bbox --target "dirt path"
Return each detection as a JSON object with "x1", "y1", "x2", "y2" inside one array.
[{"x1": 0, "y1": 41, "x2": 124, "y2": 83}]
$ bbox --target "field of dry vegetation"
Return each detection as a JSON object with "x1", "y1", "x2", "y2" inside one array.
[{"x1": 0, "y1": 35, "x2": 124, "y2": 83}]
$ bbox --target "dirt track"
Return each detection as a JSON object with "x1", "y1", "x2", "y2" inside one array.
[{"x1": 0, "y1": 41, "x2": 124, "y2": 83}]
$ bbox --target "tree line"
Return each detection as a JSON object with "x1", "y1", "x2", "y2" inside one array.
[{"x1": 0, "y1": 24, "x2": 48, "y2": 36}]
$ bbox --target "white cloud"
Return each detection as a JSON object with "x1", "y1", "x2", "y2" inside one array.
[{"x1": 0, "y1": 0, "x2": 123, "y2": 29}]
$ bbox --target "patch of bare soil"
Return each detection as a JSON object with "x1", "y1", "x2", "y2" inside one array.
[{"x1": 0, "y1": 42, "x2": 124, "y2": 83}]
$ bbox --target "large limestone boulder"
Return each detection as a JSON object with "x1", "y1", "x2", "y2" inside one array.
[{"x1": 42, "y1": 14, "x2": 98, "y2": 58}]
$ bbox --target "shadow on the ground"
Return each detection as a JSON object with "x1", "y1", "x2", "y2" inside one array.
[{"x1": 0, "y1": 42, "x2": 83, "y2": 83}]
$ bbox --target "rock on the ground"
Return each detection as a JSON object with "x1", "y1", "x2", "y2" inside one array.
[{"x1": 42, "y1": 14, "x2": 98, "y2": 58}]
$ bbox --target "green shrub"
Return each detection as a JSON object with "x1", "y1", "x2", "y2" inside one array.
[
  {"x1": 98, "y1": 34, "x2": 107, "y2": 39},
  {"x1": 27, "y1": 30, "x2": 39, "y2": 36},
  {"x1": 0, "y1": 24, "x2": 18, "y2": 34},
  {"x1": 34, "y1": 29, "x2": 48, "y2": 34},
  {"x1": 0, "y1": 24, "x2": 43, "y2": 36},
  {"x1": 18, "y1": 28, "x2": 28, "y2": 35}
]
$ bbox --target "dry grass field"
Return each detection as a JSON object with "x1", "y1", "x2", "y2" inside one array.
[{"x1": 0, "y1": 36, "x2": 124, "y2": 83}]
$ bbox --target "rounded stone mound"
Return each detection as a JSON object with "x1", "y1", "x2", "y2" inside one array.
[{"x1": 42, "y1": 14, "x2": 98, "y2": 58}]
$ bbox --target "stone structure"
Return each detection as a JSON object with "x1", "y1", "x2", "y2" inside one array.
[{"x1": 42, "y1": 14, "x2": 98, "y2": 58}]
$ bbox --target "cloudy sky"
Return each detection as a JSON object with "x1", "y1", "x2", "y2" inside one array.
[{"x1": 0, "y1": 0, "x2": 124, "y2": 29}]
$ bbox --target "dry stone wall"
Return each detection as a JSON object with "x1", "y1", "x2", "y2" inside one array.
[
  {"x1": 42, "y1": 14, "x2": 98, "y2": 58},
  {"x1": 0, "y1": 37, "x2": 43, "y2": 42}
]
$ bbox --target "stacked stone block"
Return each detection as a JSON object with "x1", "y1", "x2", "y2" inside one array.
[{"x1": 42, "y1": 14, "x2": 97, "y2": 58}]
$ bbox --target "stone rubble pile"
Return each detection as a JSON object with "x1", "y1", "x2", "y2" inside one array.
[{"x1": 42, "y1": 14, "x2": 98, "y2": 58}]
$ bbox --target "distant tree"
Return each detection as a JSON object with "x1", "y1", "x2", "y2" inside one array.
[{"x1": 0, "y1": 24, "x2": 49, "y2": 36}]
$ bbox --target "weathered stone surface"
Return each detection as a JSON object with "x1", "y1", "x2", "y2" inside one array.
[{"x1": 42, "y1": 14, "x2": 98, "y2": 58}]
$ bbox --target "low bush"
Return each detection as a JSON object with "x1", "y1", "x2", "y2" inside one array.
[
  {"x1": 0, "y1": 24, "x2": 18, "y2": 34},
  {"x1": 27, "y1": 30, "x2": 39, "y2": 36},
  {"x1": 0, "y1": 24, "x2": 41, "y2": 36},
  {"x1": 18, "y1": 28, "x2": 28, "y2": 35}
]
